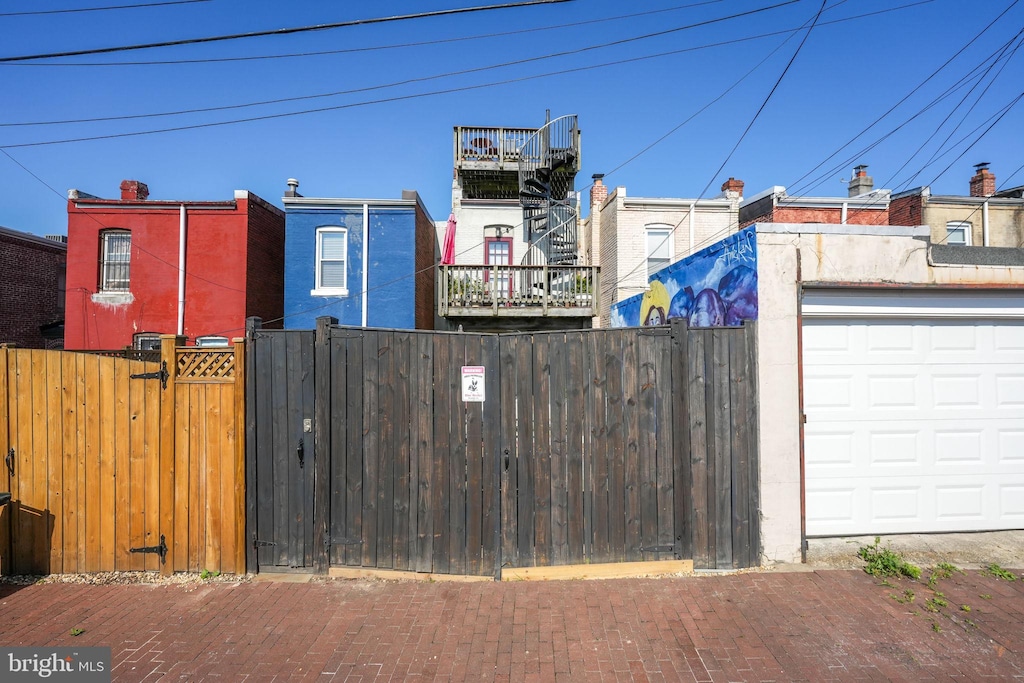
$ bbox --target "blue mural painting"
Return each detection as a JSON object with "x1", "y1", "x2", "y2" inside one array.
[{"x1": 610, "y1": 226, "x2": 757, "y2": 328}]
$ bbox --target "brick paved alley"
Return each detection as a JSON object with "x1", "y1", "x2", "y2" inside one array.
[{"x1": 1, "y1": 569, "x2": 1022, "y2": 681}]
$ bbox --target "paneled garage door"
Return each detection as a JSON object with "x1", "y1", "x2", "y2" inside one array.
[{"x1": 802, "y1": 290, "x2": 1024, "y2": 536}]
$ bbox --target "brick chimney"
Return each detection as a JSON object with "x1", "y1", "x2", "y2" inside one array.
[
  {"x1": 848, "y1": 165, "x2": 873, "y2": 197},
  {"x1": 969, "y1": 162, "x2": 995, "y2": 197},
  {"x1": 590, "y1": 173, "x2": 608, "y2": 209},
  {"x1": 720, "y1": 177, "x2": 744, "y2": 198},
  {"x1": 120, "y1": 180, "x2": 149, "y2": 201}
]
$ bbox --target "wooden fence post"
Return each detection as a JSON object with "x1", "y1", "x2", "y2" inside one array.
[
  {"x1": 233, "y1": 337, "x2": 247, "y2": 575},
  {"x1": 313, "y1": 316, "x2": 336, "y2": 573},
  {"x1": 158, "y1": 335, "x2": 184, "y2": 575},
  {"x1": 244, "y1": 317, "x2": 261, "y2": 574},
  {"x1": 0, "y1": 344, "x2": 9, "y2": 576}
]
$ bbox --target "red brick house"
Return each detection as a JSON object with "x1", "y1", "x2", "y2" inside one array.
[
  {"x1": 65, "y1": 180, "x2": 284, "y2": 350},
  {"x1": 740, "y1": 165, "x2": 890, "y2": 228},
  {"x1": 0, "y1": 226, "x2": 67, "y2": 348}
]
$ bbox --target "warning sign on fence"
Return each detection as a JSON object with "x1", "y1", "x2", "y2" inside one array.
[{"x1": 461, "y1": 366, "x2": 485, "y2": 402}]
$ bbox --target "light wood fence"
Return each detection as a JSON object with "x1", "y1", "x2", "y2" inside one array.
[{"x1": 0, "y1": 337, "x2": 245, "y2": 576}]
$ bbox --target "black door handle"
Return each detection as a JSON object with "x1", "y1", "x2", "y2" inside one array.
[
  {"x1": 5, "y1": 448, "x2": 13, "y2": 477},
  {"x1": 296, "y1": 439, "x2": 304, "y2": 468}
]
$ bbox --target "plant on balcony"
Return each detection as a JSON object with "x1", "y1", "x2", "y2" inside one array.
[{"x1": 448, "y1": 275, "x2": 485, "y2": 302}]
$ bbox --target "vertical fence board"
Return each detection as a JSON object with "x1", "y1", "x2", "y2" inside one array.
[
  {"x1": 127, "y1": 361, "x2": 145, "y2": 572},
  {"x1": 431, "y1": 336, "x2": 450, "y2": 574},
  {"x1": 534, "y1": 333, "x2": 554, "y2": 567},
  {"x1": 254, "y1": 335, "x2": 277, "y2": 569},
  {"x1": 712, "y1": 330, "x2": 733, "y2": 569},
  {"x1": 59, "y1": 352, "x2": 79, "y2": 574},
  {"x1": 206, "y1": 385, "x2": 224, "y2": 572},
  {"x1": 300, "y1": 335, "x2": 315, "y2": 568},
  {"x1": 622, "y1": 332, "x2": 641, "y2": 562},
  {"x1": 414, "y1": 334, "x2": 433, "y2": 572},
  {"x1": 605, "y1": 333, "x2": 626, "y2": 562},
  {"x1": 588, "y1": 331, "x2": 607, "y2": 562},
  {"x1": 97, "y1": 356, "x2": 116, "y2": 572},
  {"x1": 0, "y1": 348, "x2": 8, "y2": 577},
  {"x1": 746, "y1": 323, "x2": 761, "y2": 566},
  {"x1": 376, "y1": 332, "x2": 395, "y2": 570},
  {"x1": 729, "y1": 329, "x2": 752, "y2": 569},
  {"x1": 638, "y1": 333, "x2": 659, "y2": 560},
  {"x1": 345, "y1": 333, "x2": 365, "y2": 566},
  {"x1": 45, "y1": 352, "x2": 64, "y2": 574},
  {"x1": 670, "y1": 321, "x2": 691, "y2": 562},
  {"x1": 328, "y1": 333, "x2": 349, "y2": 567},
  {"x1": 361, "y1": 331, "x2": 380, "y2": 568},
  {"x1": 391, "y1": 333, "x2": 411, "y2": 570},
  {"x1": 187, "y1": 380, "x2": 203, "y2": 573},
  {"x1": 481, "y1": 336, "x2": 500, "y2": 577},
  {"x1": 498, "y1": 335, "x2": 518, "y2": 569},
  {"x1": 404, "y1": 332, "x2": 419, "y2": 570},
  {"x1": 564, "y1": 331, "x2": 585, "y2": 565},
  {"x1": 448, "y1": 335, "x2": 468, "y2": 575},
  {"x1": 113, "y1": 358, "x2": 130, "y2": 571},
  {"x1": 516, "y1": 335, "x2": 532, "y2": 565},
  {"x1": 687, "y1": 331, "x2": 709, "y2": 569},
  {"x1": 465, "y1": 338, "x2": 485, "y2": 576}
]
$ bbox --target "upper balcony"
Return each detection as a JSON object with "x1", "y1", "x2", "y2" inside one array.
[
  {"x1": 454, "y1": 126, "x2": 537, "y2": 173},
  {"x1": 439, "y1": 264, "x2": 598, "y2": 320}
]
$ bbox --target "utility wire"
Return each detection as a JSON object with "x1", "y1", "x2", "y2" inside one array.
[
  {"x1": 0, "y1": 0, "x2": 796, "y2": 128},
  {"x1": 0, "y1": 0, "x2": 209, "y2": 17},
  {"x1": 0, "y1": 0, "x2": 571, "y2": 63},
  {"x1": 0, "y1": 1, "x2": 726, "y2": 67}
]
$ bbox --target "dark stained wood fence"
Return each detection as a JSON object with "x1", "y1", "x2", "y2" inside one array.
[{"x1": 245, "y1": 318, "x2": 759, "y2": 575}]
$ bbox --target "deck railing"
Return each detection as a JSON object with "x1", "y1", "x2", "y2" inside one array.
[
  {"x1": 454, "y1": 126, "x2": 539, "y2": 166},
  {"x1": 439, "y1": 264, "x2": 598, "y2": 316}
]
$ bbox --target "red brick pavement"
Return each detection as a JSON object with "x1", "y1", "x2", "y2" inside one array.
[{"x1": 1, "y1": 569, "x2": 1022, "y2": 682}]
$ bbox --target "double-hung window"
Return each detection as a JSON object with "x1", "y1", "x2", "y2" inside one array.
[
  {"x1": 945, "y1": 221, "x2": 971, "y2": 246},
  {"x1": 312, "y1": 226, "x2": 348, "y2": 296},
  {"x1": 100, "y1": 229, "x2": 131, "y2": 291},
  {"x1": 645, "y1": 224, "x2": 673, "y2": 278}
]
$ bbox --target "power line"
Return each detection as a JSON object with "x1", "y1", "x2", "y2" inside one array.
[
  {"x1": 0, "y1": 0, "x2": 210, "y2": 17},
  {"x1": 1, "y1": 0, "x2": 796, "y2": 129},
  {"x1": 0, "y1": 0, "x2": 572, "y2": 63},
  {"x1": 0, "y1": 1, "x2": 726, "y2": 67}
]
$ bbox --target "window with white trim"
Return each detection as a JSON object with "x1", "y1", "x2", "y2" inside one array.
[
  {"x1": 312, "y1": 226, "x2": 348, "y2": 296},
  {"x1": 100, "y1": 229, "x2": 131, "y2": 291},
  {"x1": 945, "y1": 221, "x2": 971, "y2": 246},
  {"x1": 645, "y1": 224, "x2": 673, "y2": 278}
]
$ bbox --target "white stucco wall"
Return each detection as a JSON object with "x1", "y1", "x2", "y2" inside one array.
[{"x1": 755, "y1": 223, "x2": 1024, "y2": 564}]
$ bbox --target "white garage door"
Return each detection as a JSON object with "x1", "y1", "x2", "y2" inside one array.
[{"x1": 802, "y1": 290, "x2": 1024, "y2": 536}]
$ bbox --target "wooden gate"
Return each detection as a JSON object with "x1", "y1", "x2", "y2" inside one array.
[
  {"x1": 0, "y1": 338, "x2": 246, "y2": 576},
  {"x1": 247, "y1": 318, "x2": 760, "y2": 575}
]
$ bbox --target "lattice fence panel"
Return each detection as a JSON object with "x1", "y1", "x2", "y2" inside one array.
[{"x1": 176, "y1": 350, "x2": 235, "y2": 382}]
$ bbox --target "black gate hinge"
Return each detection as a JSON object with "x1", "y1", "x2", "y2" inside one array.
[
  {"x1": 640, "y1": 545, "x2": 675, "y2": 553},
  {"x1": 253, "y1": 536, "x2": 277, "y2": 548},
  {"x1": 130, "y1": 361, "x2": 169, "y2": 390},
  {"x1": 130, "y1": 534, "x2": 168, "y2": 564}
]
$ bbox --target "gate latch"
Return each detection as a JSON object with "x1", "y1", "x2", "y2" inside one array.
[
  {"x1": 130, "y1": 534, "x2": 168, "y2": 564},
  {"x1": 130, "y1": 361, "x2": 169, "y2": 390}
]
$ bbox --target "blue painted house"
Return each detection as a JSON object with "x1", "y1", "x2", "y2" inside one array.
[{"x1": 282, "y1": 180, "x2": 437, "y2": 329}]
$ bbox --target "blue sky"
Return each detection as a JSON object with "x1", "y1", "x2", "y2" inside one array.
[{"x1": 2, "y1": 0, "x2": 1022, "y2": 236}]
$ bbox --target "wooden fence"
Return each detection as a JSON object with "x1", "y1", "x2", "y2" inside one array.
[
  {"x1": 0, "y1": 337, "x2": 245, "y2": 576},
  {"x1": 247, "y1": 318, "x2": 760, "y2": 575}
]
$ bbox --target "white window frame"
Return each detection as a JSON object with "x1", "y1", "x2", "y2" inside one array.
[
  {"x1": 133, "y1": 333, "x2": 161, "y2": 351},
  {"x1": 645, "y1": 224, "x2": 673, "y2": 278},
  {"x1": 100, "y1": 229, "x2": 131, "y2": 291},
  {"x1": 311, "y1": 226, "x2": 348, "y2": 296},
  {"x1": 945, "y1": 220, "x2": 971, "y2": 246}
]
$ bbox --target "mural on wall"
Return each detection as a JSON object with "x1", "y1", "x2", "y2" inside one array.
[{"x1": 611, "y1": 226, "x2": 757, "y2": 328}]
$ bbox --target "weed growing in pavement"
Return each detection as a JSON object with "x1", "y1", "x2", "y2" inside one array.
[
  {"x1": 983, "y1": 564, "x2": 1018, "y2": 581},
  {"x1": 980, "y1": 594, "x2": 992, "y2": 600},
  {"x1": 70, "y1": 628, "x2": 84, "y2": 636},
  {"x1": 878, "y1": 579, "x2": 896, "y2": 589},
  {"x1": 891, "y1": 589, "x2": 915, "y2": 604},
  {"x1": 199, "y1": 569, "x2": 220, "y2": 580},
  {"x1": 964, "y1": 619, "x2": 977, "y2": 629},
  {"x1": 924, "y1": 597, "x2": 949, "y2": 612},
  {"x1": 960, "y1": 604, "x2": 971, "y2": 612},
  {"x1": 927, "y1": 563, "x2": 962, "y2": 589},
  {"x1": 931, "y1": 623, "x2": 942, "y2": 633},
  {"x1": 858, "y1": 537, "x2": 921, "y2": 580}
]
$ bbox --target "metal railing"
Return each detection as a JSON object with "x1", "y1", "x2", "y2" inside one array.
[
  {"x1": 454, "y1": 126, "x2": 538, "y2": 165},
  {"x1": 439, "y1": 264, "x2": 597, "y2": 316}
]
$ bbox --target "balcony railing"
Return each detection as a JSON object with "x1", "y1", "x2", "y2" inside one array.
[
  {"x1": 439, "y1": 264, "x2": 598, "y2": 317},
  {"x1": 454, "y1": 126, "x2": 539, "y2": 168}
]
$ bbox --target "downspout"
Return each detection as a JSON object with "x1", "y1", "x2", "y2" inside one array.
[
  {"x1": 687, "y1": 201, "x2": 696, "y2": 254},
  {"x1": 982, "y1": 200, "x2": 990, "y2": 246},
  {"x1": 840, "y1": 201, "x2": 848, "y2": 225},
  {"x1": 362, "y1": 203, "x2": 369, "y2": 327},
  {"x1": 177, "y1": 204, "x2": 187, "y2": 336}
]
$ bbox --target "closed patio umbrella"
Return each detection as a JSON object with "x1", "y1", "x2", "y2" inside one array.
[{"x1": 441, "y1": 213, "x2": 456, "y2": 265}]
